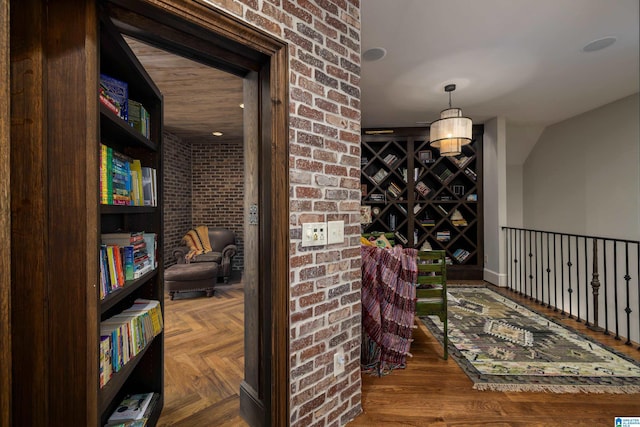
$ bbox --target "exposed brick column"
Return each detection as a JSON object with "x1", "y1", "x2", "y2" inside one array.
[{"x1": 202, "y1": 1, "x2": 362, "y2": 425}]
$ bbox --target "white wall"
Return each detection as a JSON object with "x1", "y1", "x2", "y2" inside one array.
[
  {"x1": 506, "y1": 164, "x2": 523, "y2": 227},
  {"x1": 523, "y1": 94, "x2": 640, "y2": 240},
  {"x1": 483, "y1": 117, "x2": 507, "y2": 285}
]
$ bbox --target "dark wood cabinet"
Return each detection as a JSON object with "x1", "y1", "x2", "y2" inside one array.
[{"x1": 361, "y1": 127, "x2": 484, "y2": 280}]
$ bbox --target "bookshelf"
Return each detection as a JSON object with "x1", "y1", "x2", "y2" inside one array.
[
  {"x1": 98, "y1": 16, "x2": 164, "y2": 426},
  {"x1": 361, "y1": 127, "x2": 484, "y2": 279}
]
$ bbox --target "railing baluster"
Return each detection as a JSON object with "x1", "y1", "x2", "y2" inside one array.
[
  {"x1": 528, "y1": 230, "x2": 534, "y2": 300},
  {"x1": 554, "y1": 233, "x2": 558, "y2": 312},
  {"x1": 624, "y1": 242, "x2": 631, "y2": 345},
  {"x1": 604, "y1": 240, "x2": 610, "y2": 335},
  {"x1": 576, "y1": 236, "x2": 581, "y2": 322},
  {"x1": 589, "y1": 238, "x2": 602, "y2": 332},
  {"x1": 531, "y1": 231, "x2": 538, "y2": 302},
  {"x1": 614, "y1": 242, "x2": 620, "y2": 340},
  {"x1": 546, "y1": 232, "x2": 551, "y2": 308},
  {"x1": 519, "y1": 229, "x2": 523, "y2": 295},
  {"x1": 560, "y1": 235, "x2": 565, "y2": 315},
  {"x1": 568, "y1": 235, "x2": 574, "y2": 318},
  {"x1": 584, "y1": 237, "x2": 590, "y2": 327}
]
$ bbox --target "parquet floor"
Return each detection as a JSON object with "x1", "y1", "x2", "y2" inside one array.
[
  {"x1": 159, "y1": 279, "x2": 640, "y2": 427},
  {"x1": 158, "y1": 277, "x2": 248, "y2": 427}
]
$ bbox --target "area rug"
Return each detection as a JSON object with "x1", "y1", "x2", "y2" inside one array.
[{"x1": 420, "y1": 286, "x2": 640, "y2": 393}]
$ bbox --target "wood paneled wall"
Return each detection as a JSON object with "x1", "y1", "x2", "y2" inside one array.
[{"x1": 10, "y1": 1, "x2": 48, "y2": 424}]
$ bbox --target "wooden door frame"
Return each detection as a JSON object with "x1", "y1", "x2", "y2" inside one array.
[
  {"x1": 0, "y1": 0, "x2": 11, "y2": 425},
  {"x1": 103, "y1": 1, "x2": 290, "y2": 425}
]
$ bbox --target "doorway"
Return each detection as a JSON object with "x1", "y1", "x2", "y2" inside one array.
[{"x1": 102, "y1": 1, "x2": 290, "y2": 424}]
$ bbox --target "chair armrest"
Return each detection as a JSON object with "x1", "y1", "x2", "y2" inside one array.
[
  {"x1": 172, "y1": 246, "x2": 190, "y2": 264},
  {"x1": 221, "y1": 244, "x2": 237, "y2": 260}
]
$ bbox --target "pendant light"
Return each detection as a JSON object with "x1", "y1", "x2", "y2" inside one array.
[{"x1": 429, "y1": 84, "x2": 472, "y2": 156}]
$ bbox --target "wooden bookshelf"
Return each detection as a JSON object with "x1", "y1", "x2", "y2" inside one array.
[
  {"x1": 361, "y1": 127, "x2": 484, "y2": 280},
  {"x1": 98, "y1": 15, "x2": 164, "y2": 426}
]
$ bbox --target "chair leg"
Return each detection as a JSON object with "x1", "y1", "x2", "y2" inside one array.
[
  {"x1": 205, "y1": 289, "x2": 214, "y2": 297},
  {"x1": 169, "y1": 291, "x2": 175, "y2": 300}
]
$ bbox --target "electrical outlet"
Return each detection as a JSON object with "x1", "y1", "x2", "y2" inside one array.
[
  {"x1": 327, "y1": 220, "x2": 344, "y2": 244},
  {"x1": 301, "y1": 222, "x2": 327, "y2": 247},
  {"x1": 334, "y1": 349, "x2": 345, "y2": 376},
  {"x1": 484, "y1": 254, "x2": 488, "y2": 266}
]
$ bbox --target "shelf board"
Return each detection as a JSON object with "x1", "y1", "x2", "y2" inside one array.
[
  {"x1": 100, "y1": 204, "x2": 157, "y2": 215},
  {"x1": 100, "y1": 269, "x2": 158, "y2": 315},
  {"x1": 98, "y1": 334, "x2": 160, "y2": 415},
  {"x1": 100, "y1": 104, "x2": 157, "y2": 151}
]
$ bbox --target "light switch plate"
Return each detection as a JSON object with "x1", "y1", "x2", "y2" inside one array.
[
  {"x1": 301, "y1": 222, "x2": 327, "y2": 247},
  {"x1": 327, "y1": 220, "x2": 344, "y2": 244}
]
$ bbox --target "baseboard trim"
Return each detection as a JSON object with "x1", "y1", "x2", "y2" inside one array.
[
  {"x1": 483, "y1": 268, "x2": 507, "y2": 287},
  {"x1": 240, "y1": 381, "x2": 265, "y2": 427}
]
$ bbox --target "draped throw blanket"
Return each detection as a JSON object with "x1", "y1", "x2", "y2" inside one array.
[
  {"x1": 183, "y1": 226, "x2": 212, "y2": 261},
  {"x1": 361, "y1": 244, "x2": 418, "y2": 376}
]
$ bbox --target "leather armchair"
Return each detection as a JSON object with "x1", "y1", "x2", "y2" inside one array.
[{"x1": 173, "y1": 227, "x2": 237, "y2": 283}]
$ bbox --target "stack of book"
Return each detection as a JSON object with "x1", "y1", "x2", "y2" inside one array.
[
  {"x1": 100, "y1": 299, "x2": 163, "y2": 388},
  {"x1": 372, "y1": 168, "x2": 388, "y2": 184},
  {"x1": 128, "y1": 99, "x2": 151, "y2": 139},
  {"x1": 451, "y1": 155, "x2": 471, "y2": 168},
  {"x1": 383, "y1": 153, "x2": 398, "y2": 165},
  {"x1": 415, "y1": 181, "x2": 431, "y2": 198},
  {"x1": 369, "y1": 193, "x2": 385, "y2": 202},
  {"x1": 438, "y1": 168, "x2": 453, "y2": 182},
  {"x1": 421, "y1": 216, "x2": 435, "y2": 227},
  {"x1": 387, "y1": 182, "x2": 402, "y2": 198},
  {"x1": 106, "y1": 392, "x2": 160, "y2": 426},
  {"x1": 450, "y1": 209, "x2": 468, "y2": 227},
  {"x1": 100, "y1": 144, "x2": 157, "y2": 206},
  {"x1": 453, "y1": 248, "x2": 471, "y2": 263},
  {"x1": 436, "y1": 230, "x2": 450, "y2": 242},
  {"x1": 100, "y1": 232, "x2": 156, "y2": 299}
]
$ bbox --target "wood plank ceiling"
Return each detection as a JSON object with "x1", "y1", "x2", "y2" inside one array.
[{"x1": 125, "y1": 36, "x2": 244, "y2": 145}]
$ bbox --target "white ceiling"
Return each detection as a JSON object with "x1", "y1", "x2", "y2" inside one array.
[
  {"x1": 360, "y1": 0, "x2": 639, "y2": 129},
  {"x1": 129, "y1": 0, "x2": 638, "y2": 160}
]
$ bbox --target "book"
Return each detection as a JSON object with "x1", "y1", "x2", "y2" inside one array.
[
  {"x1": 143, "y1": 232, "x2": 157, "y2": 269},
  {"x1": 141, "y1": 167, "x2": 156, "y2": 206},
  {"x1": 108, "y1": 393, "x2": 154, "y2": 423},
  {"x1": 394, "y1": 231, "x2": 408, "y2": 245},
  {"x1": 100, "y1": 73, "x2": 128, "y2": 121},
  {"x1": 129, "y1": 159, "x2": 144, "y2": 206},
  {"x1": 128, "y1": 99, "x2": 150, "y2": 139}
]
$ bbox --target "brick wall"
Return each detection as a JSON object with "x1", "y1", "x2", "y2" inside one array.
[
  {"x1": 191, "y1": 140, "x2": 244, "y2": 272},
  {"x1": 162, "y1": 131, "x2": 192, "y2": 267},
  {"x1": 201, "y1": 1, "x2": 363, "y2": 426},
  {"x1": 162, "y1": 133, "x2": 245, "y2": 274}
]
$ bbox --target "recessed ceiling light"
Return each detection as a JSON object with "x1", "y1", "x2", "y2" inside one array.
[
  {"x1": 583, "y1": 36, "x2": 617, "y2": 52},
  {"x1": 239, "y1": 103, "x2": 244, "y2": 109},
  {"x1": 363, "y1": 47, "x2": 387, "y2": 62},
  {"x1": 212, "y1": 131, "x2": 223, "y2": 136}
]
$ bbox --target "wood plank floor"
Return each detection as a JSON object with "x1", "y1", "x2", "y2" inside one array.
[
  {"x1": 159, "y1": 280, "x2": 640, "y2": 426},
  {"x1": 350, "y1": 282, "x2": 640, "y2": 427}
]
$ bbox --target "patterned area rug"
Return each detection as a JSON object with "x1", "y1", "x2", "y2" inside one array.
[{"x1": 420, "y1": 287, "x2": 640, "y2": 393}]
